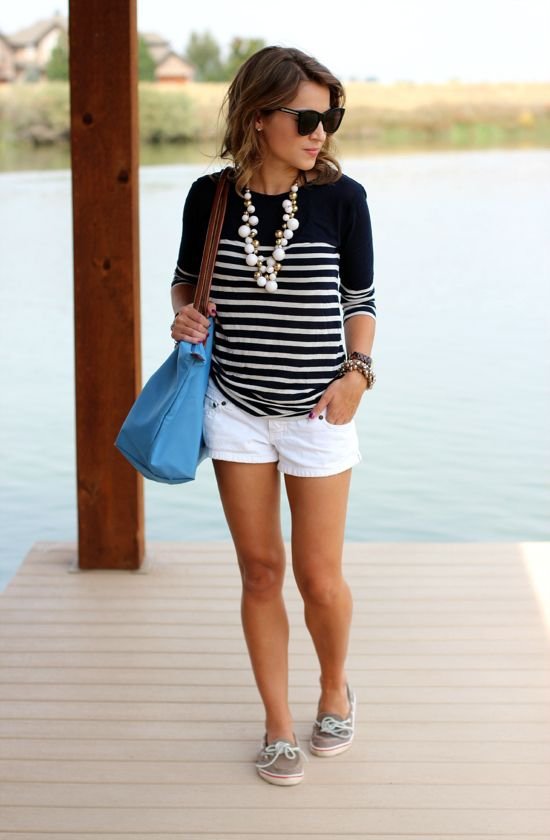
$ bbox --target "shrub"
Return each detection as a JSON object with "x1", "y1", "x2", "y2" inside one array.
[
  {"x1": 0, "y1": 82, "x2": 70, "y2": 145},
  {"x1": 138, "y1": 85, "x2": 198, "y2": 143}
]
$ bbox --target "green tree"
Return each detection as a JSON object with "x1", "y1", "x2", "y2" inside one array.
[
  {"x1": 223, "y1": 37, "x2": 266, "y2": 80},
  {"x1": 138, "y1": 36, "x2": 156, "y2": 81},
  {"x1": 184, "y1": 31, "x2": 224, "y2": 81},
  {"x1": 45, "y1": 34, "x2": 69, "y2": 81}
]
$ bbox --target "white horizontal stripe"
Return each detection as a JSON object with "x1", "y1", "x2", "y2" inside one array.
[
  {"x1": 340, "y1": 280, "x2": 375, "y2": 296},
  {"x1": 213, "y1": 270, "x2": 338, "y2": 278},
  {"x1": 214, "y1": 260, "x2": 338, "y2": 271},
  {"x1": 218, "y1": 360, "x2": 341, "y2": 373},
  {"x1": 216, "y1": 378, "x2": 321, "y2": 395},
  {"x1": 216, "y1": 348, "x2": 342, "y2": 359},
  {"x1": 217, "y1": 243, "x2": 337, "y2": 253},
  {"x1": 217, "y1": 337, "x2": 343, "y2": 348},
  {"x1": 342, "y1": 296, "x2": 375, "y2": 306},
  {"x1": 219, "y1": 307, "x2": 341, "y2": 320},
  {"x1": 351, "y1": 296, "x2": 375, "y2": 305},
  {"x1": 342, "y1": 297, "x2": 374, "y2": 312},
  {"x1": 216, "y1": 254, "x2": 340, "y2": 266},
  {"x1": 219, "y1": 238, "x2": 338, "y2": 252},
  {"x1": 220, "y1": 324, "x2": 342, "y2": 334},
  {"x1": 175, "y1": 264, "x2": 199, "y2": 278},
  {"x1": 210, "y1": 283, "x2": 339, "y2": 297},
  {"x1": 212, "y1": 299, "x2": 342, "y2": 311}
]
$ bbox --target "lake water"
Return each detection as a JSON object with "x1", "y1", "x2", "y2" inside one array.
[{"x1": 1, "y1": 149, "x2": 549, "y2": 591}]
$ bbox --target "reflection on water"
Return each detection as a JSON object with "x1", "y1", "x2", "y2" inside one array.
[{"x1": 1, "y1": 149, "x2": 549, "y2": 590}]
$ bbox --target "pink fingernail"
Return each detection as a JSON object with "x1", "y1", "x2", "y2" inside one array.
[{"x1": 308, "y1": 411, "x2": 315, "y2": 419}]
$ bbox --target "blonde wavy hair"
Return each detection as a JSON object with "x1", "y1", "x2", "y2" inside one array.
[{"x1": 219, "y1": 46, "x2": 345, "y2": 196}]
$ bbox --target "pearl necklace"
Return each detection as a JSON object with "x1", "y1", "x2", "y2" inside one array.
[{"x1": 237, "y1": 183, "x2": 300, "y2": 292}]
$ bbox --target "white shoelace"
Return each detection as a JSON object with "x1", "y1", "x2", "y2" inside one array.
[
  {"x1": 256, "y1": 740, "x2": 308, "y2": 769},
  {"x1": 317, "y1": 714, "x2": 354, "y2": 739}
]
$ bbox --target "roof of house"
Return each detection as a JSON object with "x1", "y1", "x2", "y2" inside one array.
[
  {"x1": 155, "y1": 51, "x2": 194, "y2": 77},
  {"x1": 140, "y1": 32, "x2": 193, "y2": 76},
  {"x1": 146, "y1": 44, "x2": 172, "y2": 65},
  {"x1": 141, "y1": 32, "x2": 170, "y2": 48},
  {"x1": 141, "y1": 33, "x2": 172, "y2": 65},
  {"x1": 8, "y1": 14, "x2": 67, "y2": 47}
]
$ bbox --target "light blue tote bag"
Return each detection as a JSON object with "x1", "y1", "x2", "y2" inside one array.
[
  {"x1": 115, "y1": 169, "x2": 229, "y2": 484},
  {"x1": 115, "y1": 327, "x2": 214, "y2": 483}
]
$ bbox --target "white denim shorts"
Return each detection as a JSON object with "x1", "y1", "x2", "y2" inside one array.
[{"x1": 203, "y1": 379, "x2": 362, "y2": 478}]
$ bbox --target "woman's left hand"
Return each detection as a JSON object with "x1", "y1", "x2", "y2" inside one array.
[{"x1": 309, "y1": 372, "x2": 367, "y2": 425}]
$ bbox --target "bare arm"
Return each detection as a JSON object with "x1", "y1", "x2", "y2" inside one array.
[
  {"x1": 344, "y1": 313, "x2": 376, "y2": 358},
  {"x1": 171, "y1": 282, "x2": 195, "y2": 314}
]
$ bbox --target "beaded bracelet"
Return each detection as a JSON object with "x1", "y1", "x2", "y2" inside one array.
[
  {"x1": 348, "y1": 350, "x2": 372, "y2": 366},
  {"x1": 338, "y1": 358, "x2": 376, "y2": 389}
]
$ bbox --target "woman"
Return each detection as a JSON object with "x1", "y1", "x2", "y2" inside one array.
[{"x1": 170, "y1": 46, "x2": 376, "y2": 786}]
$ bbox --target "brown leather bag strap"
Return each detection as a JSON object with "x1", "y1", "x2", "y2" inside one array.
[{"x1": 193, "y1": 168, "x2": 230, "y2": 316}]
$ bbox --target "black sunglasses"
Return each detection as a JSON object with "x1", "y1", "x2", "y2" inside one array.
[{"x1": 276, "y1": 106, "x2": 345, "y2": 136}]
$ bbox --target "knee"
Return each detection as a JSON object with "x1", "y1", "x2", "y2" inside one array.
[
  {"x1": 298, "y1": 573, "x2": 344, "y2": 608},
  {"x1": 239, "y1": 551, "x2": 284, "y2": 598}
]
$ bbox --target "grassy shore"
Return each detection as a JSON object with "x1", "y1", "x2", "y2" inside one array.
[{"x1": 0, "y1": 80, "x2": 549, "y2": 154}]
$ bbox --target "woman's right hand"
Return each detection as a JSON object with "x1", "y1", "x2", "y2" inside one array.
[{"x1": 171, "y1": 300, "x2": 216, "y2": 344}]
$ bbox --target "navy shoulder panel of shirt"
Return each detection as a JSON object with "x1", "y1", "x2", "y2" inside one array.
[
  {"x1": 172, "y1": 172, "x2": 220, "y2": 283},
  {"x1": 296, "y1": 173, "x2": 372, "y2": 257}
]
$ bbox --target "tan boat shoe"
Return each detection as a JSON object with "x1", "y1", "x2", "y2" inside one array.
[
  {"x1": 255, "y1": 734, "x2": 306, "y2": 785},
  {"x1": 310, "y1": 684, "x2": 356, "y2": 757}
]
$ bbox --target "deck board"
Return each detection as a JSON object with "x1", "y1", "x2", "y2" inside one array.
[{"x1": 0, "y1": 540, "x2": 549, "y2": 837}]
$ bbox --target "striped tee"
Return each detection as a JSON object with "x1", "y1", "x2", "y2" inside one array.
[{"x1": 171, "y1": 168, "x2": 376, "y2": 417}]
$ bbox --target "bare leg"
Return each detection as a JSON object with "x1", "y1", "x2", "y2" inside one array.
[
  {"x1": 285, "y1": 469, "x2": 353, "y2": 717},
  {"x1": 213, "y1": 460, "x2": 295, "y2": 744}
]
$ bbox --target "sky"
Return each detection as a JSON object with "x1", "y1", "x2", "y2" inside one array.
[{"x1": 1, "y1": 0, "x2": 549, "y2": 83}]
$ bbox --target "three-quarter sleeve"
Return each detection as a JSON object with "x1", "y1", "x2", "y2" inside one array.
[
  {"x1": 338, "y1": 183, "x2": 376, "y2": 322},
  {"x1": 171, "y1": 177, "x2": 216, "y2": 288}
]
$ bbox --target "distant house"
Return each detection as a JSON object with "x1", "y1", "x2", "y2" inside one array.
[
  {"x1": 141, "y1": 32, "x2": 194, "y2": 83},
  {"x1": 0, "y1": 16, "x2": 194, "y2": 84},
  {"x1": 4, "y1": 13, "x2": 67, "y2": 82},
  {"x1": 0, "y1": 32, "x2": 16, "y2": 82}
]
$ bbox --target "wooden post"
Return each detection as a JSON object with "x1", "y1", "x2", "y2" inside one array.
[{"x1": 69, "y1": 0, "x2": 144, "y2": 569}]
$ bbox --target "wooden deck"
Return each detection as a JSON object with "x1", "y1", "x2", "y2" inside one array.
[{"x1": 0, "y1": 540, "x2": 549, "y2": 838}]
